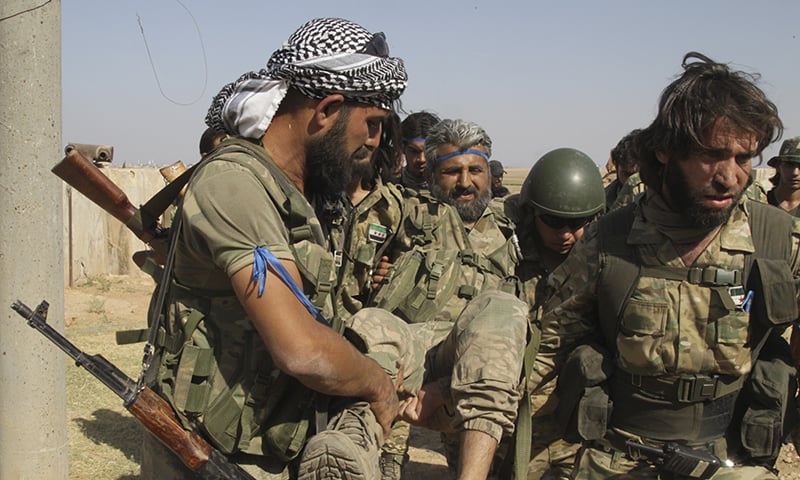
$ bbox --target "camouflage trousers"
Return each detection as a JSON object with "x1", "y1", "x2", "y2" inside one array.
[
  {"x1": 572, "y1": 445, "x2": 777, "y2": 480},
  {"x1": 527, "y1": 378, "x2": 580, "y2": 480},
  {"x1": 528, "y1": 437, "x2": 580, "y2": 480},
  {"x1": 347, "y1": 290, "x2": 529, "y2": 443},
  {"x1": 381, "y1": 419, "x2": 411, "y2": 469},
  {"x1": 140, "y1": 290, "x2": 527, "y2": 479}
]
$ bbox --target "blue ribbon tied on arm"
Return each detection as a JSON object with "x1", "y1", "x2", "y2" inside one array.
[{"x1": 252, "y1": 246, "x2": 329, "y2": 325}]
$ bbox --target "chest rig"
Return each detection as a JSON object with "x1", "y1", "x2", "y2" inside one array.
[
  {"x1": 595, "y1": 201, "x2": 797, "y2": 457},
  {"x1": 155, "y1": 139, "x2": 340, "y2": 462},
  {"x1": 370, "y1": 194, "x2": 521, "y2": 324}
]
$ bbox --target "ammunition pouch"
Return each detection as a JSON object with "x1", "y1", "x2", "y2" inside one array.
[
  {"x1": 747, "y1": 258, "x2": 799, "y2": 329},
  {"x1": 722, "y1": 257, "x2": 799, "y2": 465},
  {"x1": 159, "y1": 289, "x2": 315, "y2": 462},
  {"x1": 371, "y1": 243, "x2": 518, "y2": 324},
  {"x1": 555, "y1": 341, "x2": 614, "y2": 443},
  {"x1": 728, "y1": 332, "x2": 798, "y2": 465}
]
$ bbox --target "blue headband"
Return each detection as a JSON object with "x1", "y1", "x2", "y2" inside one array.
[
  {"x1": 403, "y1": 137, "x2": 426, "y2": 144},
  {"x1": 430, "y1": 149, "x2": 490, "y2": 169}
]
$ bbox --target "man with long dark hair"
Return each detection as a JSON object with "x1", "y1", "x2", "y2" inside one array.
[{"x1": 540, "y1": 52, "x2": 800, "y2": 479}]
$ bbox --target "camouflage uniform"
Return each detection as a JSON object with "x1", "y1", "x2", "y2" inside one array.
[
  {"x1": 539, "y1": 190, "x2": 800, "y2": 479},
  {"x1": 320, "y1": 180, "x2": 408, "y2": 478},
  {"x1": 330, "y1": 179, "x2": 406, "y2": 319},
  {"x1": 746, "y1": 181, "x2": 769, "y2": 203},
  {"x1": 377, "y1": 194, "x2": 521, "y2": 323},
  {"x1": 143, "y1": 139, "x2": 346, "y2": 479},
  {"x1": 372, "y1": 193, "x2": 524, "y2": 476},
  {"x1": 505, "y1": 194, "x2": 582, "y2": 480},
  {"x1": 349, "y1": 289, "x2": 528, "y2": 446},
  {"x1": 608, "y1": 172, "x2": 646, "y2": 211}
]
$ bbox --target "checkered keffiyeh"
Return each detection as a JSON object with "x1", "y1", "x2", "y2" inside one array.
[{"x1": 206, "y1": 18, "x2": 408, "y2": 138}]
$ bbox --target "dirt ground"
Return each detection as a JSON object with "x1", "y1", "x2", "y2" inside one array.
[{"x1": 63, "y1": 274, "x2": 800, "y2": 479}]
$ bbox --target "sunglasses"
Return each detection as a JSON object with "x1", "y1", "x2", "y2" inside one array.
[
  {"x1": 538, "y1": 214, "x2": 593, "y2": 230},
  {"x1": 359, "y1": 32, "x2": 389, "y2": 58}
]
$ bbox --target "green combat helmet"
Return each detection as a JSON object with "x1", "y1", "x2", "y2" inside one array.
[{"x1": 521, "y1": 148, "x2": 605, "y2": 218}]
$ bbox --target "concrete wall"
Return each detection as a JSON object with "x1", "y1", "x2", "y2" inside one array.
[{"x1": 62, "y1": 167, "x2": 172, "y2": 285}]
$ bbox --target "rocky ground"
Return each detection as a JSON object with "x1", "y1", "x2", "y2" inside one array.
[{"x1": 63, "y1": 274, "x2": 800, "y2": 479}]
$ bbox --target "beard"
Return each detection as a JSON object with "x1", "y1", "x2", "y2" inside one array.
[
  {"x1": 664, "y1": 161, "x2": 748, "y2": 229},
  {"x1": 350, "y1": 154, "x2": 375, "y2": 185},
  {"x1": 430, "y1": 182, "x2": 492, "y2": 223},
  {"x1": 305, "y1": 109, "x2": 370, "y2": 197}
]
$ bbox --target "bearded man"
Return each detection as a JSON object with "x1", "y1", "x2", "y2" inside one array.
[
  {"x1": 537, "y1": 52, "x2": 800, "y2": 479},
  {"x1": 369, "y1": 118, "x2": 526, "y2": 477},
  {"x1": 141, "y1": 17, "x2": 408, "y2": 480}
]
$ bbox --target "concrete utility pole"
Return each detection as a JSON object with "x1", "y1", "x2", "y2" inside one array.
[{"x1": 0, "y1": 1, "x2": 69, "y2": 478}]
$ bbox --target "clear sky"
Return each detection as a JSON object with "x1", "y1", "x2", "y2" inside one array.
[{"x1": 62, "y1": 1, "x2": 800, "y2": 169}]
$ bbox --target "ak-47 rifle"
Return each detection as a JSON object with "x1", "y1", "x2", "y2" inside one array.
[{"x1": 10, "y1": 299, "x2": 255, "y2": 480}]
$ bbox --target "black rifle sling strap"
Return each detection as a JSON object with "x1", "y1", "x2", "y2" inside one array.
[
  {"x1": 139, "y1": 204, "x2": 183, "y2": 390},
  {"x1": 742, "y1": 201, "x2": 793, "y2": 363}
]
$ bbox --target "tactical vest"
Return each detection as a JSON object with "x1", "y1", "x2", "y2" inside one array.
[
  {"x1": 591, "y1": 201, "x2": 797, "y2": 460},
  {"x1": 370, "y1": 195, "x2": 521, "y2": 324},
  {"x1": 332, "y1": 180, "x2": 406, "y2": 317},
  {"x1": 155, "y1": 139, "x2": 339, "y2": 462}
]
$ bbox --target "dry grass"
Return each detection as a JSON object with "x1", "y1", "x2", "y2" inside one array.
[{"x1": 503, "y1": 167, "x2": 528, "y2": 195}]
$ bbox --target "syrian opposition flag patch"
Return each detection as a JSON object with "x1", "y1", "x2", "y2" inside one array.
[{"x1": 367, "y1": 223, "x2": 389, "y2": 243}]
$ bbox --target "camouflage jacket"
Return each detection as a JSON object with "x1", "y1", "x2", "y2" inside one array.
[
  {"x1": 330, "y1": 179, "x2": 406, "y2": 317},
  {"x1": 372, "y1": 193, "x2": 521, "y2": 324},
  {"x1": 540, "y1": 191, "x2": 800, "y2": 383},
  {"x1": 504, "y1": 194, "x2": 566, "y2": 413},
  {"x1": 608, "y1": 172, "x2": 645, "y2": 211}
]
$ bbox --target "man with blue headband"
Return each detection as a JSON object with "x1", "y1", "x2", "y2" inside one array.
[{"x1": 368, "y1": 118, "x2": 528, "y2": 478}]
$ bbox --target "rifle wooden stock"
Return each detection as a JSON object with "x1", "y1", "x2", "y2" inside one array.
[
  {"x1": 10, "y1": 299, "x2": 255, "y2": 480},
  {"x1": 52, "y1": 148, "x2": 155, "y2": 243},
  {"x1": 130, "y1": 387, "x2": 214, "y2": 471}
]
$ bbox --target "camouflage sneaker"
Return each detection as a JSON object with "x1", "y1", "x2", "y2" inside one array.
[
  {"x1": 379, "y1": 453, "x2": 407, "y2": 480},
  {"x1": 298, "y1": 402, "x2": 380, "y2": 480}
]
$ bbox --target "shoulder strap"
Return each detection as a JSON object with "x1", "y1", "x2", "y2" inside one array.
[
  {"x1": 213, "y1": 139, "x2": 326, "y2": 246},
  {"x1": 743, "y1": 201, "x2": 795, "y2": 362},
  {"x1": 596, "y1": 203, "x2": 638, "y2": 346},
  {"x1": 744, "y1": 200, "x2": 793, "y2": 278},
  {"x1": 512, "y1": 317, "x2": 542, "y2": 480}
]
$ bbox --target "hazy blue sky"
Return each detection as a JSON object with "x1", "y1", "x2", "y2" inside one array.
[{"x1": 62, "y1": 1, "x2": 800, "y2": 169}]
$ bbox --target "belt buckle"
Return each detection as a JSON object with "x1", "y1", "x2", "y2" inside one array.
[{"x1": 677, "y1": 374, "x2": 717, "y2": 403}]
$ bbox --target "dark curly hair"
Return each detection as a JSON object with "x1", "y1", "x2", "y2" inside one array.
[
  {"x1": 637, "y1": 52, "x2": 783, "y2": 190},
  {"x1": 610, "y1": 128, "x2": 641, "y2": 170}
]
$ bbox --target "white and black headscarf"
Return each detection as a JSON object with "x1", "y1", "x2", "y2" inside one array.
[{"x1": 206, "y1": 18, "x2": 408, "y2": 139}]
